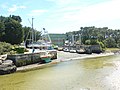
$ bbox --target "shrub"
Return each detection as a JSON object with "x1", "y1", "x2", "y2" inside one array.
[
  {"x1": 0, "y1": 42, "x2": 12, "y2": 55},
  {"x1": 103, "y1": 37, "x2": 117, "y2": 48},
  {"x1": 85, "y1": 40, "x2": 91, "y2": 45},
  {"x1": 14, "y1": 47, "x2": 25, "y2": 54}
]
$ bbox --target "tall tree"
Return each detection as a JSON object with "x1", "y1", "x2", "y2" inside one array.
[
  {"x1": 2, "y1": 18, "x2": 23, "y2": 44},
  {"x1": 104, "y1": 37, "x2": 117, "y2": 48},
  {"x1": 10, "y1": 15, "x2": 22, "y2": 23},
  {"x1": 0, "y1": 21, "x2": 5, "y2": 40}
]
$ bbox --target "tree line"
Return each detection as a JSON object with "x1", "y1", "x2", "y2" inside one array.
[
  {"x1": 0, "y1": 15, "x2": 41, "y2": 45},
  {"x1": 66, "y1": 26, "x2": 120, "y2": 48},
  {"x1": 0, "y1": 15, "x2": 120, "y2": 48}
]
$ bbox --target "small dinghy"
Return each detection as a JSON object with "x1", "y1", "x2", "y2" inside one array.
[{"x1": 40, "y1": 52, "x2": 51, "y2": 63}]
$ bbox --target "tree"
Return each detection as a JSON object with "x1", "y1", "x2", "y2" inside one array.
[
  {"x1": 35, "y1": 30, "x2": 42, "y2": 41},
  {"x1": 97, "y1": 34, "x2": 104, "y2": 42},
  {"x1": 117, "y1": 40, "x2": 120, "y2": 48},
  {"x1": 2, "y1": 18, "x2": 23, "y2": 44},
  {"x1": 85, "y1": 39, "x2": 91, "y2": 45},
  {"x1": 0, "y1": 21, "x2": 5, "y2": 40},
  {"x1": 22, "y1": 26, "x2": 31, "y2": 41},
  {"x1": 22, "y1": 26, "x2": 42, "y2": 42},
  {"x1": 10, "y1": 15, "x2": 22, "y2": 23},
  {"x1": 104, "y1": 37, "x2": 117, "y2": 48}
]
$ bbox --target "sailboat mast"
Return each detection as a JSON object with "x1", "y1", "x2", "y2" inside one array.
[
  {"x1": 42, "y1": 28, "x2": 52, "y2": 43},
  {"x1": 32, "y1": 18, "x2": 34, "y2": 44},
  {"x1": 32, "y1": 18, "x2": 34, "y2": 51}
]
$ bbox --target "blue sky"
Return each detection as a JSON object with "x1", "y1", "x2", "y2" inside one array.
[{"x1": 0, "y1": 0, "x2": 120, "y2": 33}]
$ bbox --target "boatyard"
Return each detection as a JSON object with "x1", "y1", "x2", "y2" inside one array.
[{"x1": 1, "y1": 1, "x2": 120, "y2": 90}]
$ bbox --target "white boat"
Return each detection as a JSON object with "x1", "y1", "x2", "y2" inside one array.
[
  {"x1": 0, "y1": 54, "x2": 7, "y2": 61},
  {"x1": 40, "y1": 52, "x2": 51, "y2": 63},
  {"x1": 63, "y1": 48, "x2": 69, "y2": 52}
]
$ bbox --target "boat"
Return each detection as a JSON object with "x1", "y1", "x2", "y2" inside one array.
[
  {"x1": 26, "y1": 26, "x2": 57, "y2": 59},
  {"x1": 24, "y1": 19, "x2": 57, "y2": 61},
  {"x1": 69, "y1": 49, "x2": 76, "y2": 53},
  {"x1": 63, "y1": 48, "x2": 69, "y2": 52},
  {"x1": 0, "y1": 54, "x2": 7, "y2": 61},
  {"x1": 76, "y1": 48, "x2": 85, "y2": 54},
  {"x1": 40, "y1": 52, "x2": 51, "y2": 63},
  {"x1": 69, "y1": 44, "x2": 76, "y2": 53}
]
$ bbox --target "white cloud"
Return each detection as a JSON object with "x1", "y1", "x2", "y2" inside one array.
[
  {"x1": 78, "y1": 0, "x2": 120, "y2": 23},
  {"x1": 8, "y1": 5, "x2": 26, "y2": 13},
  {"x1": 28, "y1": 9, "x2": 47, "y2": 16},
  {"x1": 45, "y1": 0, "x2": 120, "y2": 33},
  {"x1": 51, "y1": 0, "x2": 120, "y2": 24}
]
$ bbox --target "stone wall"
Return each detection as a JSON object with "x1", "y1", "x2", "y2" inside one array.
[
  {"x1": 7, "y1": 53, "x2": 41, "y2": 67},
  {"x1": 7, "y1": 50, "x2": 57, "y2": 67},
  {"x1": 90, "y1": 45, "x2": 102, "y2": 53}
]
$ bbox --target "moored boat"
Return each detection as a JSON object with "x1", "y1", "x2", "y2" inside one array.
[
  {"x1": 40, "y1": 52, "x2": 51, "y2": 63},
  {"x1": 0, "y1": 54, "x2": 7, "y2": 61}
]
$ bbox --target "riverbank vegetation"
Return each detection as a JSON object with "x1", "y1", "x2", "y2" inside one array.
[
  {"x1": 66, "y1": 26, "x2": 120, "y2": 50},
  {"x1": 0, "y1": 42, "x2": 28, "y2": 55},
  {"x1": 0, "y1": 42, "x2": 12, "y2": 55}
]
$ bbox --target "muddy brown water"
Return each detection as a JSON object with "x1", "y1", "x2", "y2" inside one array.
[{"x1": 0, "y1": 55, "x2": 120, "y2": 90}]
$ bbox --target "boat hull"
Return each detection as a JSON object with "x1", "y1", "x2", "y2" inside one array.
[{"x1": 40, "y1": 54, "x2": 51, "y2": 63}]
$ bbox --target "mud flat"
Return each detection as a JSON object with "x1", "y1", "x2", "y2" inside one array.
[{"x1": 17, "y1": 51, "x2": 115, "y2": 71}]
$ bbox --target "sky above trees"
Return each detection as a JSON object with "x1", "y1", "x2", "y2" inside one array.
[{"x1": 0, "y1": 0, "x2": 120, "y2": 33}]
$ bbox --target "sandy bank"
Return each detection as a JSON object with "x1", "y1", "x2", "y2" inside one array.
[{"x1": 17, "y1": 51, "x2": 115, "y2": 72}]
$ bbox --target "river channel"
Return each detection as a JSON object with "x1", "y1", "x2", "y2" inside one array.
[{"x1": 0, "y1": 55, "x2": 120, "y2": 90}]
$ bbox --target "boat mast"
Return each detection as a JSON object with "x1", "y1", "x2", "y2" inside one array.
[
  {"x1": 32, "y1": 18, "x2": 34, "y2": 52},
  {"x1": 42, "y1": 28, "x2": 52, "y2": 43}
]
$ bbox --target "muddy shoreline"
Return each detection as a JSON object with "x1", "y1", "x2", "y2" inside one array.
[{"x1": 17, "y1": 51, "x2": 115, "y2": 72}]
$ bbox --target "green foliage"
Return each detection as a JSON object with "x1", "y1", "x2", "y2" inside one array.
[
  {"x1": 22, "y1": 26, "x2": 31, "y2": 41},
  {"x1": 10, "y1": 15, "x2": 22, "y2": 22},
  {"x1": 103, "y1": 37, "x2": 117, "y2": 48},
  {"x1": 23, "y1": 26, "x2": 41, "y2": 42},
  {"x1": 99, "y1": 41, "x2": 105, "y2": 49},
  {"x1": 3, "y1": 19, "x2": 23, "y2": 44},
  {"x1": 90, "y1": 39, "x2": 99, "y2": 45},
  {"x1": 0, "y1": 42, "x2": 12, "y2": 55},
  {"x1": 0, "y1": 21, "x2": 5, "y2": 39},
  {"x1": 66, "y1": 26, "x2": 120, "y2": 48},
  {"x1": 85, "y1": 39, "x2": 105, "y2": 51},
  {"x1": 85, "y1": 40, "x2": 91, "y2": 45},
  {"x1": 35, "y1": 30, "x2": 42, "y2": 41},
  {"x1": 14, "y1": 47, "x2": 25, "y2": 54},
  {"x1": 0, "y1": 15, "x2": 23, "y2": 44},
  {"x1": 117, "y1": 40, "x2": 120, "y2": 48}
]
